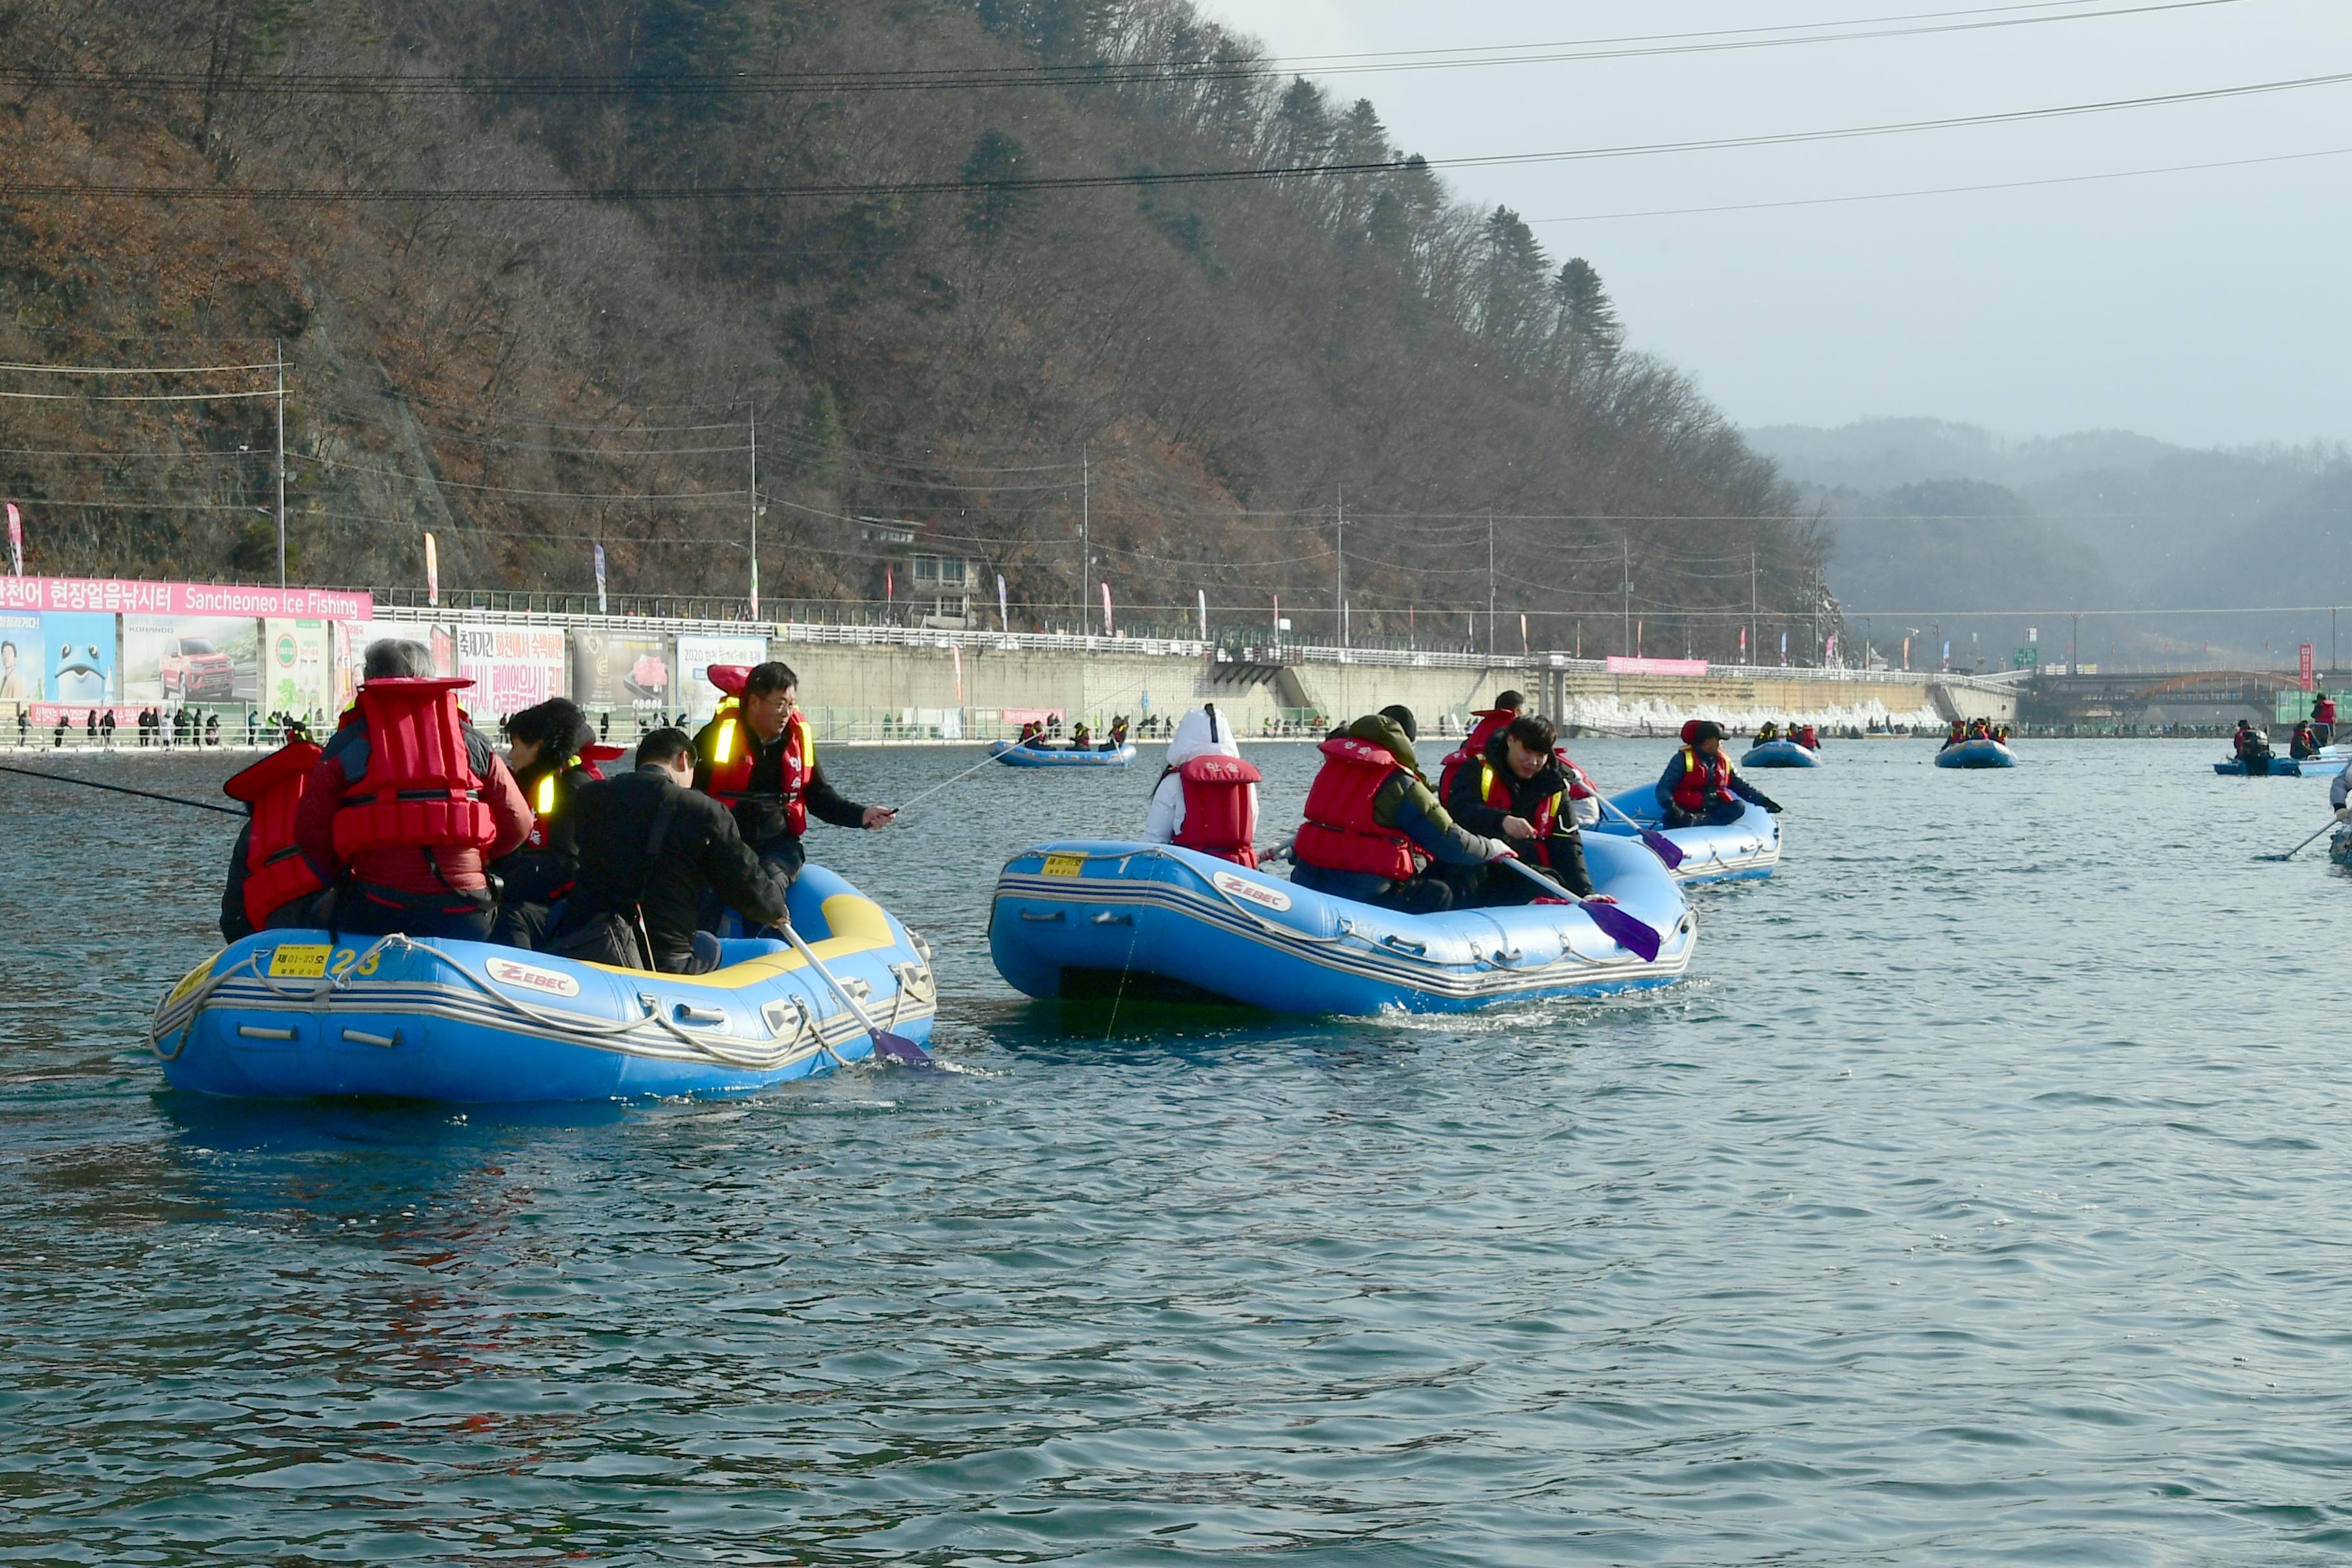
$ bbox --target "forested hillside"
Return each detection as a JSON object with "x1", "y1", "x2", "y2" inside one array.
[{"x1": 0, "y1": 0, "x2": 1821, "y2": 650}]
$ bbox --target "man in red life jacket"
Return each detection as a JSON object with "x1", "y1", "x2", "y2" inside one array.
[
  {"x1": 1796, "y1": 722, "x2": 1821, "y2": 750},
  {"x1": 691, "y1": 661, "x2": 892, "y2": 892},
  {"x1": 1143, "y1": 703, "x2": 1260, "y2": 866},
  {"x1": 1440, "y1": 712, "x2": 1600, "y2": 905},
  {"x1": 1289, "y1": 704, "x2": 1514, "y2": 914},
  {"x1": 489, "y1": 696, "x2": 599, "y2": 950},
  {"x1": 1654, "y1": 720, "x2": 1781, "y2": 828},
  {"x1": 294, "y1": 639, "x2": 534, "y2": 941},
  {"x1": 1436, "y1": 689, "x2": 1526, "y2": 803},
  {"x1": 219, "y1": 729, "x2": 329, "y2": 942},
  {"x1": 2314, "y1": 691, "x2": 2337, "y2": 747}
]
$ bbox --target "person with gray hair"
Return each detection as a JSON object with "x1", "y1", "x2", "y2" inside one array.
[
  {"x1": 293, "y1": 642, "x2": 533, "y2": 941},
  {"x1": 362, "y1": 638, "x2": 435, "y2": 681}
]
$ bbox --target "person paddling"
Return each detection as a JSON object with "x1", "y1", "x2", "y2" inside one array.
[{"x1": 1654, "y1": 720, "x2": 1781, "y2": 828}]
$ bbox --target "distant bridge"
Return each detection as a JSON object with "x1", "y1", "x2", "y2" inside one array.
[{"x1": 2025, "y1": 667, "x2": 2325, "y2": 724}]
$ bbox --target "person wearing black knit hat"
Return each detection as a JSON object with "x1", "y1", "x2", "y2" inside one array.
[
  {"x1": 1655, "y1": 719, "x2": 1781, "y2": 828},
  {"x1": 1288, "y1": 704, "x2": 1514, "y2": 914}
]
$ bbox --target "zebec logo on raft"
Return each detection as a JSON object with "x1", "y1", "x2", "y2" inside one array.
[
  {"x1": 1211, "y1": 871, "x2": 1291, "y2": 912},
  {"x1": 485, "y1": 957, "x2": 582, "y2": 999}
]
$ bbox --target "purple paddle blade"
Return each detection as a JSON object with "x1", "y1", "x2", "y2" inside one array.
[
  {"x1": 870, "y1": 1032, "x2": 934, "y2": 1067},
  {"x1": 1638, "y1": 825, "x2": 1687, "y2": 870},
  {"x1": 1582, "y1": 900, "x2": 1665, "y2": 963}
]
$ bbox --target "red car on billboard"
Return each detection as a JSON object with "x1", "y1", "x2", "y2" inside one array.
[{"x1": 160, "y1": 636, "x2": 236, "y2": 698}]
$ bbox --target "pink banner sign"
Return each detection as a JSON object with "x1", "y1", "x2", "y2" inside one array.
[
  {"x1": 0, "y1": 575, "x2": 370, "y2": 620},
  {"x1": 1605, "y1": 656, "x2": 1710, "y2": 677}
]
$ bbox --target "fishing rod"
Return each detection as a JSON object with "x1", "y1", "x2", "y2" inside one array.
[{"x1": 0, "y1": 762, "x2": 243, "y2": 816}]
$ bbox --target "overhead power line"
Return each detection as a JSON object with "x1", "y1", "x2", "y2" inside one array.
[
  {"x1": 0, "y1": 1, "x2": 2231, "y2": 97},
  {"x1": 9, "y1": 67, "x2": 2350, "y2": 204}
]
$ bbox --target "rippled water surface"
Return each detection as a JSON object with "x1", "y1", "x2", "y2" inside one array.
[{"x1": 5, "y1": 737, "x2": 2351, "y2": 1565}]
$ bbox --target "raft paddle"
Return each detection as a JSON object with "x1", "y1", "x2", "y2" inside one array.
[
  {"x1": 774, "y1": 918, "x2": 934, "y2": 1068},
  {"x1": 2255, "y1": 820, "x2": 2339, "y2": 863},
  {"x1": 1490, "y1": 854, "x2": 1665, "y2": 963},
  {"x1": 1592, "y1": 794, "x2": 1686, "y2": 870},
  {"x1": 0, "y1": 763, "x2": 242, "y2": 816}
]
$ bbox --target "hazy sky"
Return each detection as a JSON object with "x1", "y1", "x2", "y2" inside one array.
[{"x1": 1187, "y1": 0, "x2": 2352, "y2": 446}]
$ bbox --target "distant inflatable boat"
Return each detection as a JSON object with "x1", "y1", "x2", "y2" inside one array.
[
  {"x1": 988, "y1": 740, "x2": 1138, "y2": 768},
  {"x1": 1589, "y1": 787, "x2": 1780, "y2": 884},
  {"x1": 1935, "y1": 738, "x2": 2019, "y2": 769},
  {"x1": 987, "y1": 836, "x2": 1694, "y2": 1015},
  {"x1": 1740, "y1": 739, "x2": 1821, "y2": 769},
  {"x1": 2213, "y1": 756, "x2": 2304, "y2": 777},
  {"x1": 148, "y1": 866, "x2": 936, "y2": 1102}
]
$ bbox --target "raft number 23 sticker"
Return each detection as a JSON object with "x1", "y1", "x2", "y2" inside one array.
[{"x1": 267, "y1": 945, "x2": 383, "y2": 980}]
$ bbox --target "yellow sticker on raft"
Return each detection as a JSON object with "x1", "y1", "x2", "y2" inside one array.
[
  {"x1": 1041, "y1": 854, "x2": 1086, "y2": 877},
  {"x1": 167, "y1": 961, "x2": 213, "y2": 1005},
  {"x1": 267, "y1": 944, "x2": 330, "y2": 979}
]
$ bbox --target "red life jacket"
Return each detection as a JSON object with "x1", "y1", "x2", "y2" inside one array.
[
  {"x1": 1169, "y1": 754, "x2": 1261, "y2": 867},
  {"x1": 1670, "y1": 747, "x2": 1736, "y2": 813},
  {"x1": 701, "y1": 700, "x2": 816, "y2": 837},
  {"x1": 1478, "y1": 756, "x2": 1563, "y2": 867},
  {"x1": 331, "y1": 678, "x2": 498, "y2": 861},
  {"x1": 2320, "y1": 698, "x2": 2338, "y2": 724},
  {"x1": 1436, "y1": 707, "x2": 1517, "y2": 801},
  {"x1": 1293, "y1": 736, "x2": 1420, "y2": 881},
  {"x1": 1797, "y1": 725, "x2": 1820, "y2": 749},
  {"x1": 224, "y1": 738, "x2": 325, "y2": 927},
  {"x1": 519, "y1": 760, "x2": 588, "y2": 853},
  {"x1": 580, "y1": 742, "x2": 627, "y2": 781},
  {"x1": 1554, "y1": 748, "x2": 1597, "y2": 801}
]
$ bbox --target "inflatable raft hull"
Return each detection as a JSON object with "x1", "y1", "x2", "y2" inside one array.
[
  {"x1": 1740, "y1": 740, "x2": 1821, "y2": 768},
  {"x1": 149, "y1": 867, "x2": 936, "y2": 1102},
  {"x1": 988, "y1": 837, "x2": 1694, "y2": 1015},
  {"x1": 988, "y1": 740, "x2": 1138, "y2": 768},
  {"x1": 2213, "y1": 758, "x2": 2305, "y2": 776},
  {"x1": 1935, "y1": 739, "x2": 2019, "y2": 769},
  {"x1": 1589, "y1": 787, "x2": 1781, "y2": 884}
]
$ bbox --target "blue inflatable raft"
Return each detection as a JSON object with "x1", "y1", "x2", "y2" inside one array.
[
  {"x1": 2213, "y1": 756, "x2": 2305, "y2": 776},
  {"x1": 1589, "y1": 787, "x2": 1781, "y2": 884},
  {"x1": 1740, "y1": 739, "x2": 1821, "y2": 768},
  {"x1": 148, "y1": 866, "x2": 937, "y2": 1102},
  {"x1": 1935, "y1": 738, "x2": 2019, "y2": 769},
  {"x1": 988, "y1": 740, "x2": 1138, "y2": 768},
  {"x1": 988, "y1": 836, "x2": 1694, "y2": 1015}
]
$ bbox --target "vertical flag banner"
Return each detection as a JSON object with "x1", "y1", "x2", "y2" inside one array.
[
  {"x1": 749, "y1": 558, "x2": 760, "y2": 620},
  {"x1": 1781, "y1": 631, "x2": 1789, "y2": 663},
  {"x1": 950, "y1": 642, "x2": 965, "y2": 704},
  {"x1": 1273, "y1": 594, "x2": 1280, "y2": 638},
  {"x1": 1520, "y1": 613, "x2": 1529, "y2": 654},
  {"x1": 885, "y1": 566, "x2": 894, "y2": 603},
  {"x1": 5, "y1": 502, "x2": 20, "y2": 576},
  {"x1": 1824, "y1": 632, "x2": 1838, "y2": 666},
  {"x1": 1197, "y1": 588, "x2": 1208, "y2": 642},
  {"x1": 1739, "y1": 626, "x2": 1747, "y2": 659},
  {"x1": 997, "y1": 573, "x2": 1008, "y2": 632},
  {"x1": 1101, "y1": 582, "x2": 1113, "y2": 637},
  {"x1": 2300, "y1": 643, "x2": 2316, "y2": 691},
  {"x1": 1636, "y1": 618, "x2": 1643, "y2": 656},
  {"x1": 1941, "y1": 640, "x2": 1950, "y2": 669},
  {"x1": 424, "y1": 532, "x2": 440, "y2": 607},
  {"x1": 1901, "y1": 635, "x2": 1912, "y2": 669},
  {"x1": 594, "y1": 543, "x2": 608, "y2": 614}
]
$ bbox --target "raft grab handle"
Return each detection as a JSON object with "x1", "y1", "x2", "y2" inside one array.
[
  {"x1": 340, "y1": 1028, "x2": 400, "y2": 1048},
  {"x1": 236, "y1": 1024, "x2": 295, "y2": 1041}
]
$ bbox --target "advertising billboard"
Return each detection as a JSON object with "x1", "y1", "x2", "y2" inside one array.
[
  {"x1": 123, "y1": 614, "x2": 260, "y2": 703},
  {"x1": 569, "y1": 628, "x2": 670, "y2": 714},
  {"x1": 261, "y1": 618, "x2": 333, "y2": 719},
  {"x1": 455, "y1": 624, "x2": 569, "y2": 718},
  {"x1": 674, "y1": 633, "x2": 770, "y2": 721},
  {"x1": 0, "y1": 575, "x2": 368, "y2": 620},
  {"x1": 41, "y1": 611, "x2": 117, "y2": 706},
  {"x1": 0, "y1": 611, "x2": 43, "y2": 712}
]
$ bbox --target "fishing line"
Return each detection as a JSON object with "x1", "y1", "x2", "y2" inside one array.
[
  {"x1": 888, "y1": 671, "x2": 1162, "y2": 816},
  {"x1": 0, "y1": 762, "x2": 244, "y2": 815}
]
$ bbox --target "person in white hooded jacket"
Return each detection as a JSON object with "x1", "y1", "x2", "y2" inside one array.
[{"x1": 1144, "y1": 703, "x2": 1262, "y2": 865}]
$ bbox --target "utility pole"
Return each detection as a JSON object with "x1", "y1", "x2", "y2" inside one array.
[
  {"x1": 1080, "y1": 445, "x2": 1090, "y2": 627},
  {"x1": 747, "y1": 403, "x2": 760, "y2": 619},
  {"x1": 1621, "y1": 536, "x2": 1632, "y2": 658},
  {"x1": 2070, "y1": 611, "x2": 2081, "y2": 675},
  {"x1": 1335, "y1": 487, "x2": 1346, "y2": 649},
  {"x1": 1487, "y1": 511, "x2": 1496, "y2": 656},
  {"x1": 1749, "y1": 549, "x2": 1758, "y2": 669},
  {"x1": 273, "y1": 340, "x2": 287, "y2": 589}
]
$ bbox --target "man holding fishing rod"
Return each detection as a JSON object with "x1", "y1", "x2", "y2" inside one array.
[{"x1": 690, "y1": 662, "x2": 894, "y2": 901}]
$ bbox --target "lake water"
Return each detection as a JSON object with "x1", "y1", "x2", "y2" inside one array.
[{"x1": 4, "y1": 737, "x2": 2349, "y2": 1565}]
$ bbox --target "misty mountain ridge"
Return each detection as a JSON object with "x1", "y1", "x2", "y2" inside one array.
[{"x1": 1752, "y1": 418, "x2": 2352, "y2": 669}]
